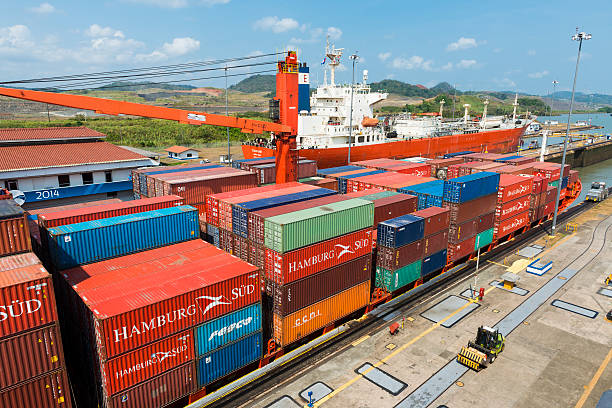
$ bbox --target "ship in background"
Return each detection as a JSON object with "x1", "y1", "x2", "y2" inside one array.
[{"x1": 242, "y1": 40, "x2": 531, "y2": 169}]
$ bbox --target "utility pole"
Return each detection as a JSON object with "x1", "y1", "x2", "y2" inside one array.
[
  {"x1": 552, "y1": 29, "x2": 591, "y2": 236},
  {"x1": 452, "y1": 84, "x2": 457, "y2": 120},
  {"x1": 348, "y1": 52, "x2": 358, "y2": 164},
  {"x1": 225, "y1": 65, "x2": 230, "y2": 163}
]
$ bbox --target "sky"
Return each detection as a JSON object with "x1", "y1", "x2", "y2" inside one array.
[{"x1": 1, "y1": 0, "x2": 610, "y2": 94}]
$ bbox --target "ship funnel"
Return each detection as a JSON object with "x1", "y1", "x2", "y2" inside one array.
[
  {"x1": 363, "y1": 70, "x2": 368, "y2": 85},
  {"x1": 298, "y1": 63, "x2": 310, "y2": 113}
]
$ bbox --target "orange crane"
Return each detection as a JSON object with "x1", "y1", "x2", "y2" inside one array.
[{"x1": 0, "y1": 52, "x2": 301, "y2": 183}]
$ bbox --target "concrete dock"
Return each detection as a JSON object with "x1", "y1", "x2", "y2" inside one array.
[{"x1": 243, "y1": 199, "x2": 612, "y2": 408}]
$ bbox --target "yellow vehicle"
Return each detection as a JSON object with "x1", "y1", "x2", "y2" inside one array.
[{"x1": 457, "y1": 326, "x2": 505, "y2": 371}]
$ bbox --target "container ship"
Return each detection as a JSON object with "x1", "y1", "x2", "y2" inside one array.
[{"x1": 242, "y1": 41, "x2": 530, "y2": 169}]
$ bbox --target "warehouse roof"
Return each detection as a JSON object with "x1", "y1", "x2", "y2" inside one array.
[
  {"x1": 0, "y1": 141, "x2": 148, "y2": 171},
  {"x1": 164, "y1": 145, "x2": 199, "y2": 154},
  {"x1": 0, "y1": 127, "x2": 105, "y2": 143}
]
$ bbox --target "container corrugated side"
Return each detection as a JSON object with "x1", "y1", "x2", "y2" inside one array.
[
  {"x1": 265, "y1": 199, "x2": 374, "y2": 253},
  {"x1": 443, "y1": 194, "x2": 497, "y2": 224},
  {"x1": 421, "y1": 249, "x2": 447, "y2": 278},
  {"x1": 0, "y1": 323, "x2": 64, "y2": 390},
  {"x1": 412, "y1": 207, "x2": 450, "y2": 236},
  {"x1": 447, "y1": 236, "x2": 476, "y2": 262},
  {"x1": 194, "y1": 303, "x2": 262, "y2": 356},
  {"x1": 47, "y1": 206, "x2": 198, "y2": 270},
  {"x1": 371, "y1": 194, "x2": 418, "y2": 225},
  {"x1": 496, "y1": 195, "x2": 531, "y2": 221},
  {"x1": 375, "y1": 260, "x2": 422, "y2": 292},
  {"x1": 493, "y1": 211, "x2": 530, "y2": 239},
  {"x1": 196, "y1": 331, "x2": 262, "y2": 387},
  {"x1": 163, "y1": 170, "x2": 258, "y2": 205},
  {"x1": 272, "y1": 281, "x2": 370, "y2": 347},
  {"x1": 0, "y1": 369, "x2": 72, "y2": 408},
  {"x1": 423, "y1": 230, "x2": 448, "y2": 257},
  {"x1": 264, "y1": 229, "x2": 372, "y2": 285},
  {"x1": 443, "y1": 172, "x2": 500, "y2": 203},
  {"x1": 151, "y1": 167, "x2": 232, "y2": 197},
  {"x1": 0, "y1": 216, "x2": 31, "y2": 257},
  {"x1": 108, "y1": 362, "x2": 195, "y2": 408},
  {"x1": 0, "y1": 264, "x2": 57, "y2": 338},
  {"x1": 377, "y1": 214, "x2": 424, "y2": 248},
  {"x1": 0, "y1": 252, "x2": 40, "y2": 272},
  {"x1": 497, "y1": 174, "x2": 533, "y2": 203},
  {"x1": 267, "y1": 254, "x2": 371, "y2": 316},
  {"x1": 376, "y1": 240, "x2": 423, "y2": 271},
  {"x1": 102, "y1": 330, "x2": 195, "y2": 396},
  {"x1": 316, "y1": 165, "x2": 363, "y2": 176}
]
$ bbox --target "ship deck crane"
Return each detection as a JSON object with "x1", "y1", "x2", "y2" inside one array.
[{"x1": 0, "y1": 52, "x2": 301, "y2": 184}]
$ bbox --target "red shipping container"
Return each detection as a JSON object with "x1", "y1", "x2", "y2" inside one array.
[
  {"x1": 345, "y1": 189, "x2": 385, "y2": 198},
  {"x1": 0, "y1": 264, "x2": 57, "y2": 338},
  {"x1": 346, "y1": 172, "x2": 397, "y2": 192},
  {"x1": 443, "y1": 194, "x2": 497, "y2": 224},
  {"x1": 372, "y1": 194, "x2": 418, "y2": 225},
  {"x1": 0, "y1": 323, "x2": 64, "y2": 390},
  {"x1": 534, "y1": 162, "x2": 570, "y2": 178},
  {"x1": 249, "y1": 195, "x2": 349, "y2": 245},
  {"x1": 233, "y1": 234, "x2": 249, "y2": 262},
  {"x1": 413, "y1": 207, "x2": 450, "y2": 236},
  {"x1": 526, "y1": 175, "x2": 547, "y2": 195},
  {"x1": 423, "y1": 230, "x2": 449, "y2": 257},
  {"x1": 26, "y1": 199, "x2": 122, "y2": 220},
  {"x1": 506, "y1": 156, "x2": 536, "y2": 165},
  {"x1": 300, "y1": 177, "x2": 337, "y2": 191},
  {"x1": 497, "y1": 174, "x2": 533, "y2": 203},
  {"x1": 394, "y1": 163, "x2": 430, "y2": 177},
  {"x1": 471, "y1": 162, "x2": 505, "y2": 173},
  {"x1": 161, "y1": 170, "x2": 258, "y2": 205},
  {"x1": 0, "y1": 211, "x2": 31, "y2": 257},
  {"x1": 153, "y1": 167, "x2": 234, "y2": 197},
  {"x1": 387, "y1": 177, "x2": 437, "y2": 191},
  {"x1": 264, "y1": 229, "x2": 372, "y2": 285},
  {"x1": 0, "y1": 252, "x2": 40, "y2": 271},
  {"x1": 448, "y1": 218, "x2": 479, "y2": 244},
  {"x1": 108, "y1": 362, "x2": 195, "y2": 408},
  {"x1": 496, "y1": 195, "x2": 531, "y2": 221},
  {"x1": 65, "y1": 247, "x2": 260, "y2": 359},
  {"x1": 544, "y1": 185, "x2": 557, "y2": 204},
  {"x1": 39, "y1": 195, "x2": 185, "y2": 229},
  {"x1": 529, "y1": 192, "x2": 543, "y2": 210},
  {"x1": 541, "y1": 201, "x2": 556, "y2": 218},
  {"x1": 512, "y1": 163, "x2": 535, "y2": 174},
  {"x1": 376, "y1": 239, "x2": 423, "y2": 270},
  {"x1": 461, "y1": 153, "x2": 507, "y2": 162},
  {"x1": 240, "y1": 157, "x2": 276, "y2": 170},
  {"x1": 351, "y1": 158, "x2": 398, "y2": 168},
  {"x1": 0, "y1": 369, "x2": 72, "y2": 408},
  {"x1": 495, "y1": 165, "x2": 525, "y2": 175},
  {"x1": 429, "y1": 157, "x2": 464, "y2": 178},
  {"x1": 102, "y1": 330, "x2": 195, "y2": 395},
  {"x1": 569, "y1": 169, "x2": 579, "y2": 185},
  {"x1": 478, "y1": 212, "x2": 495, "y2": 233},
  {"x1": 266, "y1": 254, "x2": 371, "y2": 316},
  {"x1": 248, "y1": 241, "x2": 265, "y2": 271},
  {"x1": 447, "y1": 236, "x2": 476, "y2": 262},
  {"x1": 494, "y1": 211, "x2": 530, "y2": 238},
  {"x1": 252, "y1": 160, "x2": 317, "y2": 185},
  {"x1": 219, "y1": 228, "x2": 234, "y2": 253}
]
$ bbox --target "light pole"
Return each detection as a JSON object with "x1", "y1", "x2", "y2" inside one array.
[
  {"x1": 551, "y1": 30, "x2": 591, "y2": 236},
  {"x1": 452, "y1": 84, "x2": 457, "y2": 120},
  {"x1": 225, "y1": 66, "x2": 230, "y2": 163},
  {"x1": 348, "y1": 52, "x2": 358, "y2": 164}
]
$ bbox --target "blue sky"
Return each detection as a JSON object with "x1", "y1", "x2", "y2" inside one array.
[{"x1": 1, "y1": 0, "x2": 610, "y2": 94}]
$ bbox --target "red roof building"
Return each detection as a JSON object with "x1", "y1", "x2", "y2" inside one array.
[{"x1": 0, "y1": 127, "x2": 105, "y2": 143}]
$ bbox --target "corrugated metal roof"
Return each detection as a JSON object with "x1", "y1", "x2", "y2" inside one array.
[
  {"x1": 165, "y1": 145, "x2": 198, "y2": 154},
  {"x1": 0, "y1": 141, "x2": 148, "y2": 171},
  {"x1": 0, "y1": 126, "x2": 105, "y2": 142}
]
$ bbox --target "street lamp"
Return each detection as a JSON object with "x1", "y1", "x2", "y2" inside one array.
[
  {"x1": 225, "y1": 65, "x2": 230, "y2": 163},
  {"x1": 551, "y1": 30, "x2": 591, "y2": 236},
  {"x1": 348, "y1": 52, "x2": 358, "y2": 164}
]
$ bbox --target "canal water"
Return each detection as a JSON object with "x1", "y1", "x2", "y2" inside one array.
[{"x1": 526, "y1": 113, "x2": 612, "y2": 203}]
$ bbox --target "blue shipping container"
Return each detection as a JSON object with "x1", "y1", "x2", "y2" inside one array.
[
  {"x1": 195, "y1": 303, "x2": 262, "y2": 356},
  {"x1": 400, "y1": 180, "x2": 444, "y2": 210},
  {"x1": 421, "y1": 249, "x2": 447, "y2": 278},
  {"x1": 561, "y1": 177, "x2": 569, "y2": 190},
  {"x1": 139, "y1": 163, "x2": 221, "y2": 196},
  {"x1": 377, "y1": 214, "x2": 424, "y2": 248},
  {"x1": 494, "y1": 155, "x2": 522, "y2": 162},
  {"x1": 47, "y1": 206, "x2": 198, "y2": 270},
  {"x1": 196, "y1": 331, "x2": 262, "y2": 387},
  {"x1": 443, "y1": 172, "x2": 500, "y2": 203},
  {"x1": 443, "y1": 151, "x2": 474, "y2": 159},
  {"x1": 232, "y1": 188, "x2": 336, "y2": 238},
  {"x1": 206, "y1": 223, "x2": 220, "y2": 247},
  {"x1": 316, "y1": 165, "x2": 363, "y2": 176},
  {"x1": 337, "y1": 170, "x2": 385, "y2": 193}
]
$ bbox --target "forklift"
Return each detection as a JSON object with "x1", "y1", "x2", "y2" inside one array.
[{"x1": 457, "y1": 326, "x2": 505, "y2": 371}]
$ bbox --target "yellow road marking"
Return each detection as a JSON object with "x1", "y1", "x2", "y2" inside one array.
[
  {"x1": 351, "y1": 335, "x2": 370, "y2": 347},
  {"x1": 487, "y1": 260, "x2": 508, "y2": 268},
  {"x1": 574, "y1": 347, "x2": 612, "y2": 408}
]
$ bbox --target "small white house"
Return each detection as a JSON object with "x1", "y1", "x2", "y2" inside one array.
[{"x1": 164, "y1": 145, "x2": 200, "y2": 160}]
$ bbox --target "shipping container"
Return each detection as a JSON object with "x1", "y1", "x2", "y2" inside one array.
[
  {"x1": 494, "y1": 211, "x2": 530, "y2": 238},
  {"x1": 251, "y1": 160, "x2": 317, "y2": 185},
  {"x1": 265, "y1": 199, "x2": 374, "y2": 253},
  {"x1": 540, "y1": 200, "x2": 556, "y2": 218},
  {"x1": 460, "y1": 153, "x2": 507, "y2": 162},
  {"x1": 423, "y1": 230, "x2": 449, "y2": 257},
  {"x1": 103, "y1": 330, "x2": 195, "y2": 396},
  {"x1": 0, "y1": 264, "x2": 57, "y2": 339},
  {"x1": 377, "y1": 214, "x2": 424, "y2": 248},
  {"x1": 421, "y1": 249, "x2": 447, "y2": 278},
  {"x1": 376, "y1": 239, "x2": 423, "y2": 271},
  {"x1": 496, "y1": 195, "x2": 531, "y2": 221},
  {"x1": 240, "y1": 157, "x2": 277, "y2": 170},
  {"x1": 267, "y1": 254, "x2": 371, "y2": 316},
  {"x1": 369, "y1": 194, "x2": 418, "y2": 225},
  {"x1": 506, "y1": 156, "x2": 536, "y2": 166},
  {"x1": 232, "y1": 188, "x2": 337, "y2": 238},
  {"x1": 0, "y1": 369, "x2": 72, "y2": 408},
  {"x1": 47, "y1": 206, "x2": 198, "y2": 270},
  {"x1": 0, "y1": 323, "x2": 64, "y2": 390},
  {"x1": 316, "y1": 165, "x2": 364, "y2": 176},
  {"x1": 26, "y1": 199, "x2": 123, "y2": 221},
  {"x1": 448, "y1": 217, "x2": 479, "y2": 244},
  {"x1": 478, "y1": 212, "x2": 495, "y2": 233},
  {"x1": 108, "y1": 362, "x2": 195, "y2": 408},
  {"x1": 470, "y1": 162, "x2": 505, "y2": 173},
  {"x1": 39, "y1": 196, "x2": 185, "y2": 229},
  {"x1": 375, "y1": 260, "x2": 422, "y2": 292},
  {"x1": 412, "y1": 207, "x2": 450, "y2": 236},
  {"x1": 247, "y1": 241, "x2": 265, "y2": 270},
  {"x1": 0, "y1": 251, "x2": 40, "y2": 271},
  {"x1": 568, "y1": 170, "x2": 579, "y2": 185},
  {"x1": 153, "y1": 167, "x2": 235, "y2": 198},
  {"x1": 447, "y1": 236, "x2": 476, "y2": 262},
  {"x1": 443, "y1": 193, "x2": 497, "y2": 225},
  {"x1": 232, "y1": 157, "x2": 275, "y2": 169},
  {"x1": 429, "y1": 157, "x2": 465, "y2": 179},
  {"x1": 272, "y1": 281, "x2": 370, "y2": 347},
  {"x1": 194, "y1": 303, "x2": 262, "y2": 356},
  {"x1": 135, "y1": 164, "x2": 220, "y2": 196},
  {"x1": 0, "y1": 200, "x2": 31, "y2": 257},
  {"x1": 219, "y1": 228, "x2": 233, "y2": 253},
  {"x1": 475, "y1": 228, "x2": 494, "y2": 250},
  {"x1": 197, "y1": 331, "x2": 262, "y2": 387},
  {"x1": 337, "y1": 170, "x2": 386, "y2": 193},
  {"x1": 544, "y1": 185, "x2": 557, "y2": 204},
  {"x1": 264, "y1": 229, "x2": 372, "y2": 285},
  {"x1": 299, "y1": 177, "x2": 337, "y2": 191},
  {"x1": 497, "y1": 174, "x2": 533, "y2": 203},
  {"x1": 443, "y1": 172, "x2": 500, "y2": 203},
  {"x1": 205, "y1": 223, "x2": 220, "y2": 247}
]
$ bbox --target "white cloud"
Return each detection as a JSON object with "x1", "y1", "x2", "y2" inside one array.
[
  {"x1": 327, "y1": 27, "x2": 342, "y2": 40},
  {"x1": 336, "y1": 63, "x2": 347, "y2": 72},
  {"x1": 456, "y1": 59, "x2": 477, "y2": 69},
  {"x1": 385, "y1": 73, "x2": 395, "y2": 79},
  {"x1": 29, "y1": 3, "x2": 55, "y2": 13},
  {"x1": 527, "y1": 49, "x2": 536, "y2": 56},
  {"x1": 0, "y1": 25, "x2": 34, "y2": 48},
  {"x1": 528, "y1": 70, "x2": 549, "y2": 79},
  {"x1": 85, "y1": 24, "x2": 125, "y2": 39},
  {"x1": 161, "y1": 37, "x2": 200, "y2": 56},
  {"x1": 447, "y1": 37, "x2": 478, "y2": 51},
  {"x1": 378, "y1": 52, "x2": 391, "y2": 61},
  {"x1": 125, "y1": 0, "x2": 188, "y2": 8},
  {"x1": 254, "y1": 16, "x2": 300, "y2": 33},
  {"x1": 441, "y1": 62, "x2": 453, "y2": 71},
  {"x1": 493, "y1": 78, "x2": 516, "y2": 88},
  {"x1": 391, "y1": 56, "x2": 433, "y2": 71},
  {"x1": 201, "y1": 0, "x2": 230, "y2": 4}
]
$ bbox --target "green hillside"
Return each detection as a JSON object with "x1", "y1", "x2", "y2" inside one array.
[{"x1": 229, "y1": 74, "x2": 276, "y2": 93}]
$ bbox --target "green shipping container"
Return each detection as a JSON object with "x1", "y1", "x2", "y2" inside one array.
[
  {"x1": 375, "y1": 260, "x2": 422, "y2": 292},
  {"x1": 549, "y1": 179, "x2": 560, "y2": 187},
  {"x1": 360, "y1": 191, "x2": 398, "y2": 201},
  {"x1": 264, "y1": 199, "x2": 374, "y2": 253},
  {"x1": 474, "y1": 228, "x2": 494, "y2": 251}
]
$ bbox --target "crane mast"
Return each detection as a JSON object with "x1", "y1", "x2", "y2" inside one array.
[{"x1": 0, "y1": 52, "x2": 301, "y2": 183}]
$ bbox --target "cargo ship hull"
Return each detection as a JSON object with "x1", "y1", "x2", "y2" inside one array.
[{"x1": 242, "y1": 126, "x2": 526, "y2": 169}]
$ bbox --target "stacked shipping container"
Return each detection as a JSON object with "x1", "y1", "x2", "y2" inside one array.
[{"x1": 493, "y1": 174, "x2": 534, "y2": 240}]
